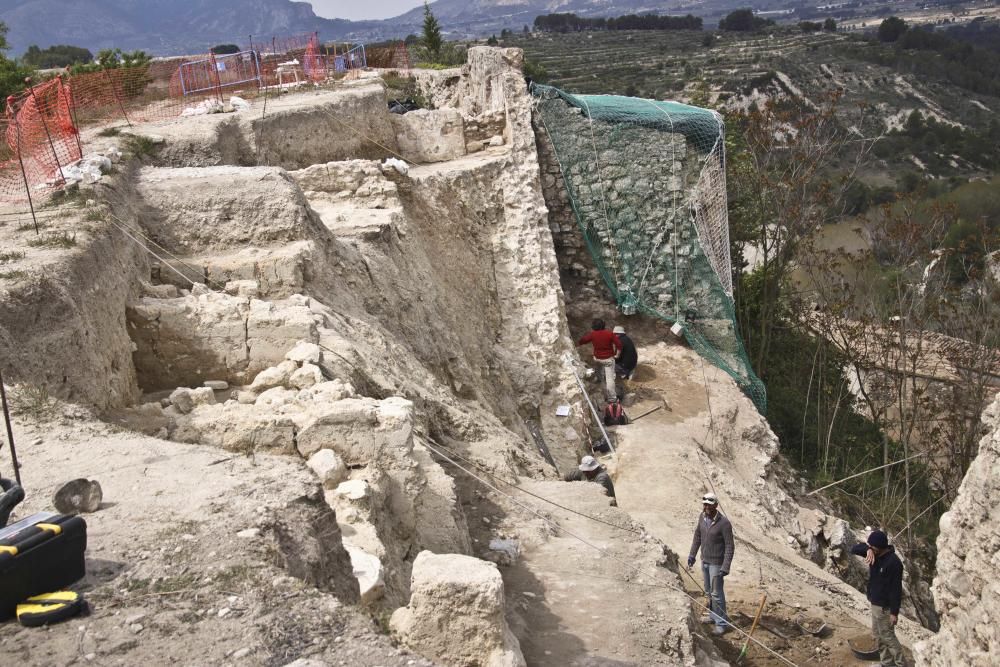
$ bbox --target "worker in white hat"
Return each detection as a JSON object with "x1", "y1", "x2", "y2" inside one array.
[
  {"x1": 563, "y1": 455, "x2": 615, "y2": 499},
  {"x1": 687, "y1": 491, "x2": 735, "y2": 635}
]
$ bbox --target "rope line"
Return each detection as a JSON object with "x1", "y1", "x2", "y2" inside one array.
[
  {"x1": 106, "y1": 212, "x2": 227, "y2": 291},
  {"x1": 425, "y1": 436, "x2": 640, "y2": 535},
  {"x1": 421, "y1": 439, "x2": 798, "y2": 667}
]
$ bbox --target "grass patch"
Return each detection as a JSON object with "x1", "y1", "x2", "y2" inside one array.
[
  {"x1": 152, "y1": 573, "x2": 199, "y2": 594},
  {"x1": 123, "y1": 134, "x2": 161, "y2": 158},
  {"x1": 16, "y1": 221, "x2": 45, "y2": 232},
  {"x1": 0, "y1": 270, "x2": 29, "y2": 281},
  {"x1": 8, "y1": 384, "x2": 56, "y2": 419},
  {"x1": 0, "y1": 250, "x2": 25, "y2": 263},
  {"x1": 214, "y1": 564, "x2": 256, "y2": 589},
  {"x1": 27, "y1": 231, "x2": 77, "y2": 248},
  {"x1": 97, "y1": 127, "x2": 122, "y2": 137}
]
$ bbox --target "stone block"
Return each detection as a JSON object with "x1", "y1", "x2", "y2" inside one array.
[
  {"x1": 307, "y1": 449, "x2": 348, "y2": 488},
  {"x1": 390, "y1": 551, "x2": 525, "y2": 667}
]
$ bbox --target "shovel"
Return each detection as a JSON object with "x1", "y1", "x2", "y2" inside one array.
[{"x1": 736, "y1": 594, "x2": 767, "y2": 664}]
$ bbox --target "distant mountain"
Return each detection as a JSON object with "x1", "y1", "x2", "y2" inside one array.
[
  {"x1": 0, "y1": 0, "x2": 373, "y2": 56},
  {"x1": 0, "y1": 0, "x2": 754, "y2": 57}
]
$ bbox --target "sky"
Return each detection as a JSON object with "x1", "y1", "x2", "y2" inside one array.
[{"x1": 308, "y1": 0, "x2": 422, "y2": 21}]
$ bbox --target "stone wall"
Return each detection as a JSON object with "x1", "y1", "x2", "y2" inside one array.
[{"x1": 532, "y1": 93, "x2": 713, "y2": 319}]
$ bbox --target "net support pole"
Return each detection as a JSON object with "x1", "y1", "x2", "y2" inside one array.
[
  {"x1": 102, "y1": 67, "x2": 132, "y2": 127},
  {"x1": 0, "y1": 369, "x2": 22, "y2": 487},
  {"x1": 24, "y1": 78, "x2": 65, "y2": 186},
  {"x1": 8, "y1": 98, "x2": 40, "y2": 235},
  {"x1": 567, "y1": 360, "x2": 615, "y2": 454},
  {"x1": 209, "y1": 52, "x2": 224, "y2": 104}
]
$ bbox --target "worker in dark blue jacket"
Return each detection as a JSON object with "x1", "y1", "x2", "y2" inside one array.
[{"x1": 851, "y1": 530, "x2": 905, "y2": 666}]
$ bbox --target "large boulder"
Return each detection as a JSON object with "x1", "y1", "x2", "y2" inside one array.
[{"x1": 390, "y1": 551, "x2": 525, "y2": 667}]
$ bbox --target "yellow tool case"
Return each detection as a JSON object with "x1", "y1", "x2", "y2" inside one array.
[{"x1": 0, "y1": 512, "x2": 87, "y2": 619}]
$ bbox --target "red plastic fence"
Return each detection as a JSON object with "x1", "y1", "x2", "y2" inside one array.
[
  {"x1": 0, "y1": 78, "x2": 80, "y2": 203},
  {"x1": 0, "y1": 33, "x2": 366, "y2": 205}
]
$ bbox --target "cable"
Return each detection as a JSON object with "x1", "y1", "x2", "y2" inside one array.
[
  {"x1": 425, "y1": 435, "x2": 641, "y2": 536},
  {"x1": 105, "y1": 211, "x2": 227, "y2": 291},
  {"x1": 421, "y1": 438, "x2": 798, "y2": 667}
]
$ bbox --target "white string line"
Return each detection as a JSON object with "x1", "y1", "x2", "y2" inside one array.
[
  {"x1": 105, "y1": 211, "x2": 226, "y2": 290},
  {"x1": 100, "y1": 213, "x2": 207, "y2": 288},
  {"x1": 427, "y1": 435, "x2": 639, "y2": 535},
  {"x1": 421, "y1": 439, "x2": 798, "y2": 667}
]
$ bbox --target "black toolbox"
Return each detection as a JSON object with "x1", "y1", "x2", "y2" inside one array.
[{"x1": 0, "y1": 512, "x2": 87, "y2": 619}]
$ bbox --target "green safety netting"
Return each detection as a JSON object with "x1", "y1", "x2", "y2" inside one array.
[{"x1": 533, "y1": 84, "x2": 766, "y2": 412}]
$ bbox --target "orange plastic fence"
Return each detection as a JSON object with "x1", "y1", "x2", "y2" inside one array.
[{"x1": 0, "y1": 32, "x2": 357, "y2": 205}]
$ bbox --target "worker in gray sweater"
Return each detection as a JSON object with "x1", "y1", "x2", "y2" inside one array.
[{"x1": 687, "y1": 492, "x2": 735, "y2": 635}]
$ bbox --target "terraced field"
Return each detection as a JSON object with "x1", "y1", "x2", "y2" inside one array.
[{"x1": 514, "y1": 28, "x2": 1000, "y2": 177}]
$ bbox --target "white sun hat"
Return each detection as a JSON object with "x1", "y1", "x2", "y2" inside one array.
[{"x1": 579, "y1": 455, "x2": 600, "y2": 472}]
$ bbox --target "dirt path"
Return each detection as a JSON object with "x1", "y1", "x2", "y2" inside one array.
[
  {"x1": 498, "y1": 480, "x2": 696, "y2": 666},
  {"x1": 611, "y1": 343, "x2": 924, "y2": 666}
]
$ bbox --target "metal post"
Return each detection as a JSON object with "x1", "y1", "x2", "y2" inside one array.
[
  {"x1": 209, "y1": 52, "x2": 224, "y2": 103},
  {"x1": 0, "y1": 369, "x2": 22, "y2": 487},
  {"x1": 61, "y1": 76, "x2": 83, "y2": 159},
  {"x1": 24, "y1": 78, "x2": 64, "y2": 186},
  {"x1": 8, "y1": 97, "x2": 40, "y2": 235},
  {"x1": 102, "y1": 67, "x2": 132, "y2": 127}
]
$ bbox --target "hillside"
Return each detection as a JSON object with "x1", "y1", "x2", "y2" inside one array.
[
  {"x1": 0, "y1": 0, "x2": 365, "y2": 55},
  {"x1": 515, "y1": 27, "x2": 1000, "y2": 181}
]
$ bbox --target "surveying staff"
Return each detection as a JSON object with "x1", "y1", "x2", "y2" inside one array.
[
  {"x1": 687, "y1": 492, "x2": 735, "y2": 635},
  {"x1": 851, "y1": 530, "x2": 905, "y2": 667},
  {"x1": 577, "y1": 319, "x2": 621, "y2": 401}
]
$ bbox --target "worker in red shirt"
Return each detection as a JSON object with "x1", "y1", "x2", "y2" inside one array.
[{"x1": 577, "y1": 318, "x2": 621, "y2": 400}]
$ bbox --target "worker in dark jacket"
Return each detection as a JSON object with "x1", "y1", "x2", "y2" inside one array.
[
  {"x1": 563, "y1": 455, "x2": 616, "y2": 500},
  {"x1": 612, "y1": 325, "x2": 638, "y2": 380},
  {"x1": 851, "y1": 530, "x2": 905, "y2": 666},
  {"x1": 687, "y1": 492, "x2": 735, "y2": 635},
  {"x1": 577, "y1": 319, "x2": 621, "y2": 400}
]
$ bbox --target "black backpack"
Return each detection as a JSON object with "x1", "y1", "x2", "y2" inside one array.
[{"x1": 603, "y1": 400, "x2": 628, "y2": 426}]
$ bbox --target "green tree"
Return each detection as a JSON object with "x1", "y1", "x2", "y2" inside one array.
[
  {"x1": 487, "y1": 34, "x2": 498, "y2": 46},
  {"x1": 210, "y1": 44, "x2": 241, "y2": 55},
  {"x1": 421, "y1": 2, "x2": 443, "y2": 59},
  {"x1": 823, "y1": 18, "x2": 837, "y2": 31},
  {"x1": 878, "y1": 16, "x2": 908, "y2": 42},
  {"x1": 22, "y1": 44, "x2": 93, "y2": 68},
  {"x1": 0, "y1": 22, "x2": 33, "y2": 100},
  {"x1": 719, "y1": 8, "x2": 773, "y2": 32}
]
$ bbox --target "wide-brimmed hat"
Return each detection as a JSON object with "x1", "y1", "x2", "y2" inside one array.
[{"x1": 579, "y1": 455, "x2": 600, "y2": 472}]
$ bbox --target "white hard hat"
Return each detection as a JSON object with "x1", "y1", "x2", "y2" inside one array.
[
  {"x1": 613, "y1": 325, "x2": 625, "y2": 334},
  {"x1": 701, "y1": 492, "x2": 718, "y2": 506},
  {"x1": 579, "y1": 455, "x2": 600, "y2": 472}
]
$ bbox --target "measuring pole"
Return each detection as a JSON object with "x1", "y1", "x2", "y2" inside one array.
[
  {"x1": 0, "y1": 370, "x2": 22, "y2": 487},
  {"x1": 569, "y1": 364, "x2": 615, "y2": 454},
  {"x1": 24, "y1": 78, "x2": 65, "y2": 186}
]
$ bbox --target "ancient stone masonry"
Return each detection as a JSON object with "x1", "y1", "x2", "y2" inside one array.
[{"x1": 916, "y1": 394, "x2": 1000, "y2": 667}]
